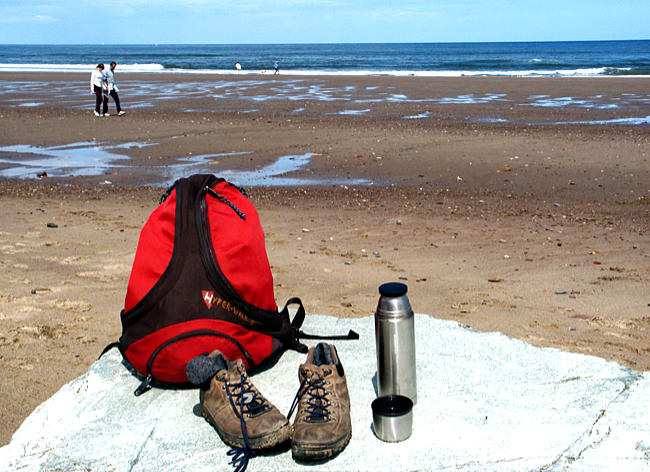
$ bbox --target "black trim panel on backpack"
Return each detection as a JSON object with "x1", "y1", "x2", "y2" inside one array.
[
  {"x1": 134, "y1": 329, "x2": 254, "y2": 396},
  {"x1": 121, "y1": 181, "x2": 185, "y2": 326}
]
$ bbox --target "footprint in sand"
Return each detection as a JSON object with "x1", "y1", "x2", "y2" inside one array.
[
  {"x1": 17, "y1": 304, "x2": 45, "y2": 315},
  {"x1": 1, "y1": 244, "x2": 26, "y2": 255},
  {"x1": 76, "y1": 261, "x2": 129, "y2": 283},
  {"x1": 451, "y1": 302, "x2": 478, "y2": 314},
  {"x1": 102, "y1": 263, "x2": 130, "y2": 274},
  {"x1": 60, "y1": 255, "x2": 89, "y2": 265},
  {"x1": 11, "y1": 361, "x2": 35, "y2": 371},
  {"x1": 76, "y1": 271, "x2": 118, "y2": 283},
  {"x1": 43, "y1": 255, "x2": 87, "y2": 265},
  {"x1": 76, "y1": 335, "x2": 97, "y2": 345},
  {"x1": 48, "y1": 299, "x2": 93, "y2": 313},
  {"x1": 481, "y1": 297, "x2": 517, "y2": 310},
  {"x1": 17, "y1": 324, "x2": 67, "y2": 339},
  {"x1": 8, "y1": 278, "x2": 31, "y2": 285}
]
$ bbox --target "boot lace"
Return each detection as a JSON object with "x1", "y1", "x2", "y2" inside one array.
[
  {"x1": 287, "y1": 368, "x2": 333, "y2": 423},
  {"x1": 224, "y1": 372, "x2": 269, "y2": 472}
]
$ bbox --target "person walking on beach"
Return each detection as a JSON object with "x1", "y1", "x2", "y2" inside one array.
[
  {"x1": 105, "y1": 61, "x2": 125, "y2": 116},
  {"x1": 274, "y1": 60, "x2": 279, "y2": 75},
  {"x1": 90, "y1": 63, "x2": 108, "y2": 117}
]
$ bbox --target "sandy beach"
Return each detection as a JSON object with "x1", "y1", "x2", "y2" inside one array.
[{"x1": 0, "y1": 73, "x2": 648, "y2": 445}]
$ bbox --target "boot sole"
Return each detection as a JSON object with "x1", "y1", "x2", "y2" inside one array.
[
  {"x1": 291, "y1": 428, "x2": 352, "y2": 461},
  {"x1": 201, "y1": 406, "x2": 291, "y2": 450}
]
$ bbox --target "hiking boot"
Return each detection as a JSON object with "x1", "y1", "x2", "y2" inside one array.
[
  {"x1": 288, "y1": 343, "x2": 351, "y2": 461},
  {"x1": 188, "y1": 351, "x2": 291, "y2": 450}
]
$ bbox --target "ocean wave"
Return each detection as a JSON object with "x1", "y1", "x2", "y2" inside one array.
[
  {"x1": 0, "y1": 63, "x2": 648, "y2": 77},
  {"x1": 159, "y1": 67, "x2": 646, "y2": 77},
  {"x1": 603, "y1": 67, "x2": 650, "y2": 75},
  {"x1": 0, "y1": 63, "x2": 164, "y2": 73}
]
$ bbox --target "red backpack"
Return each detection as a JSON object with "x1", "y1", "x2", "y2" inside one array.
[{"x1": 113, "y1": 174, "x2": 336, "y2": 395}]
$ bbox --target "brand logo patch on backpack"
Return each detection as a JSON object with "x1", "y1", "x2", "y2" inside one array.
[{"x1": 202, "y1": 290, "x2": 215, "y2": 309}]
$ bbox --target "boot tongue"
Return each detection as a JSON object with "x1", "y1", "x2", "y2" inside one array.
[
  {"x1": 302, "y1": 364, "x2": 327, "y2": 379},
  {"x1": 227, "y1": 360, "x2": 268, "y2": 414},
  {"x1": 299, "y1": 367, "x2": 315, "y2": 384},
  {"x1": 313, "y1": 342, "x2": 334, "y2": 366},
  {"x1": 310, "y1": 400, "x2": 327, "y2": 422},
  {"x1": 302, "y1": 367, "x2": 329, "y2": 423},
  {"x1": 228, "y1": 359, "x2": 247, "y2": 380}
]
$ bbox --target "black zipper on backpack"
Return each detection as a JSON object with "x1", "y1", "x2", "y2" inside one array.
[
  {"x1": 134, "y1": 329, "x2": 253, "y2": 396},
  {"x1": 197, "y1": 190, "x2": 242, "y2": 303},
  {"x1": 196, "y1": 184, "x2": 283, "y2": 333}
]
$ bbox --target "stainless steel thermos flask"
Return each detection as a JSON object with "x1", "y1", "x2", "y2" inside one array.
[{"x1": 374, "y1": 282, "x2": 417, "y2": 404}]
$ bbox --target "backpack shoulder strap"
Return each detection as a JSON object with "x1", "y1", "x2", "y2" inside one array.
[{"x1": 98, "y1": 341, "x2": 120, "y2": 359}]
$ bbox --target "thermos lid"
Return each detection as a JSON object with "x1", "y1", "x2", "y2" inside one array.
[{"x1": 379, "y1": 282, "x2": 407, "y2": 298}]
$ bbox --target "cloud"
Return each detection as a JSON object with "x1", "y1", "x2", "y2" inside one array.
[
  {"x1": 34, "y1": 15, "x2": 57, "y2": 22},
  {"x1": 91, "y1": 0, "x2": 343, "y2": 12},
  {"x1": 0, "y1": 14, "x2": 57, "y2": 24}
]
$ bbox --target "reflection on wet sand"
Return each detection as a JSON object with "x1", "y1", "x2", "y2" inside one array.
[{"x1": 0, "y1": 143, "x2": 369, "y2": 186}]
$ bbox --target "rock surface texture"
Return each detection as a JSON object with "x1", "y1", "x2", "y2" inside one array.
[{"x1": 1, "y1": 314, "x2": 648, "y2": 471}]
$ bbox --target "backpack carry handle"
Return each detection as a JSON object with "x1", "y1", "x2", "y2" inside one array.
[
  {"x1": 286, "y1": 297, "x2": 306, "y2": 330},
  {"x1": 281, "y1": 297, "x2": 308, "y2": 353},
  {"x1": 281, "y1": 297, "x2": 359, "y2": 353}
]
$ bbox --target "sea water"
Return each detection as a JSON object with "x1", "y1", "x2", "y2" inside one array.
[
  {"x1": 1, "y1": 41, "x2": 648, "y2": 183},
  {"x1": 0, "y1": 41, "x2": 648, "y2": 76}
]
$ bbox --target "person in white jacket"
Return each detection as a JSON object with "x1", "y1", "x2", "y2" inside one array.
[
  {"x1": 89, "y1": 63, "x2": 108, "y2": 117},
  {"x1": 105, "y1": 61, "x2": 125, "y2": 116}
]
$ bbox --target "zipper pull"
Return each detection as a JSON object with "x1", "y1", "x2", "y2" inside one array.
[
  {"x1": 134, "y1": 375, "x2": 153, "y2": 396},
  {"x1": 205, "y1": 186, "x2": 246, "y2": 220}
]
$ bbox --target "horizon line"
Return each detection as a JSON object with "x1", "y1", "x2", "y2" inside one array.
[{"x1": 1, "y1": 38, "x2": 649, "y2": 47}]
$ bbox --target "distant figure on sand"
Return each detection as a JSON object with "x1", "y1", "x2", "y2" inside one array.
[
  {"x1": 235, "y1": 62, "x2": 242, "y2": 72},
  {"x1": 274, "y1": 61, "x2": 279, "y2": 75},
  {"x1": 90, "y1": 63, "x2": 108, "y2": 117},
  {"x1": 105, "y1": 61, "x2": 125, "y2": 116}
]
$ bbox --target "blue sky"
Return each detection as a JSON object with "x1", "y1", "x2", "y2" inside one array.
[{"x1": 0, "y1": 0, "x2": 648, "y2": 44}]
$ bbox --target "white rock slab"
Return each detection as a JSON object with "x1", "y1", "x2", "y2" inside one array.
[{"x1": 1, "y1": 314, "x2": 648, "y2": 471}]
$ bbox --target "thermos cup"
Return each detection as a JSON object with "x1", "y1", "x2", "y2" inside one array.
[
  {"x1": 374, "y1": 282, "x2": 417, "y2": 404},
  {"x1": 371, "y1": 394, "x2": 414, "y2": 442}
]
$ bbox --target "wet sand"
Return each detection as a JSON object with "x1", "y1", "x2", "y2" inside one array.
[{"x1": 0, "y1": 73, "x2": 648, "y2": 445}]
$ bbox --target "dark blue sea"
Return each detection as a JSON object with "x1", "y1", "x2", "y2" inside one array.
[{"x1": 0, "y1": 41, "x2": 649, "y2": 76}]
